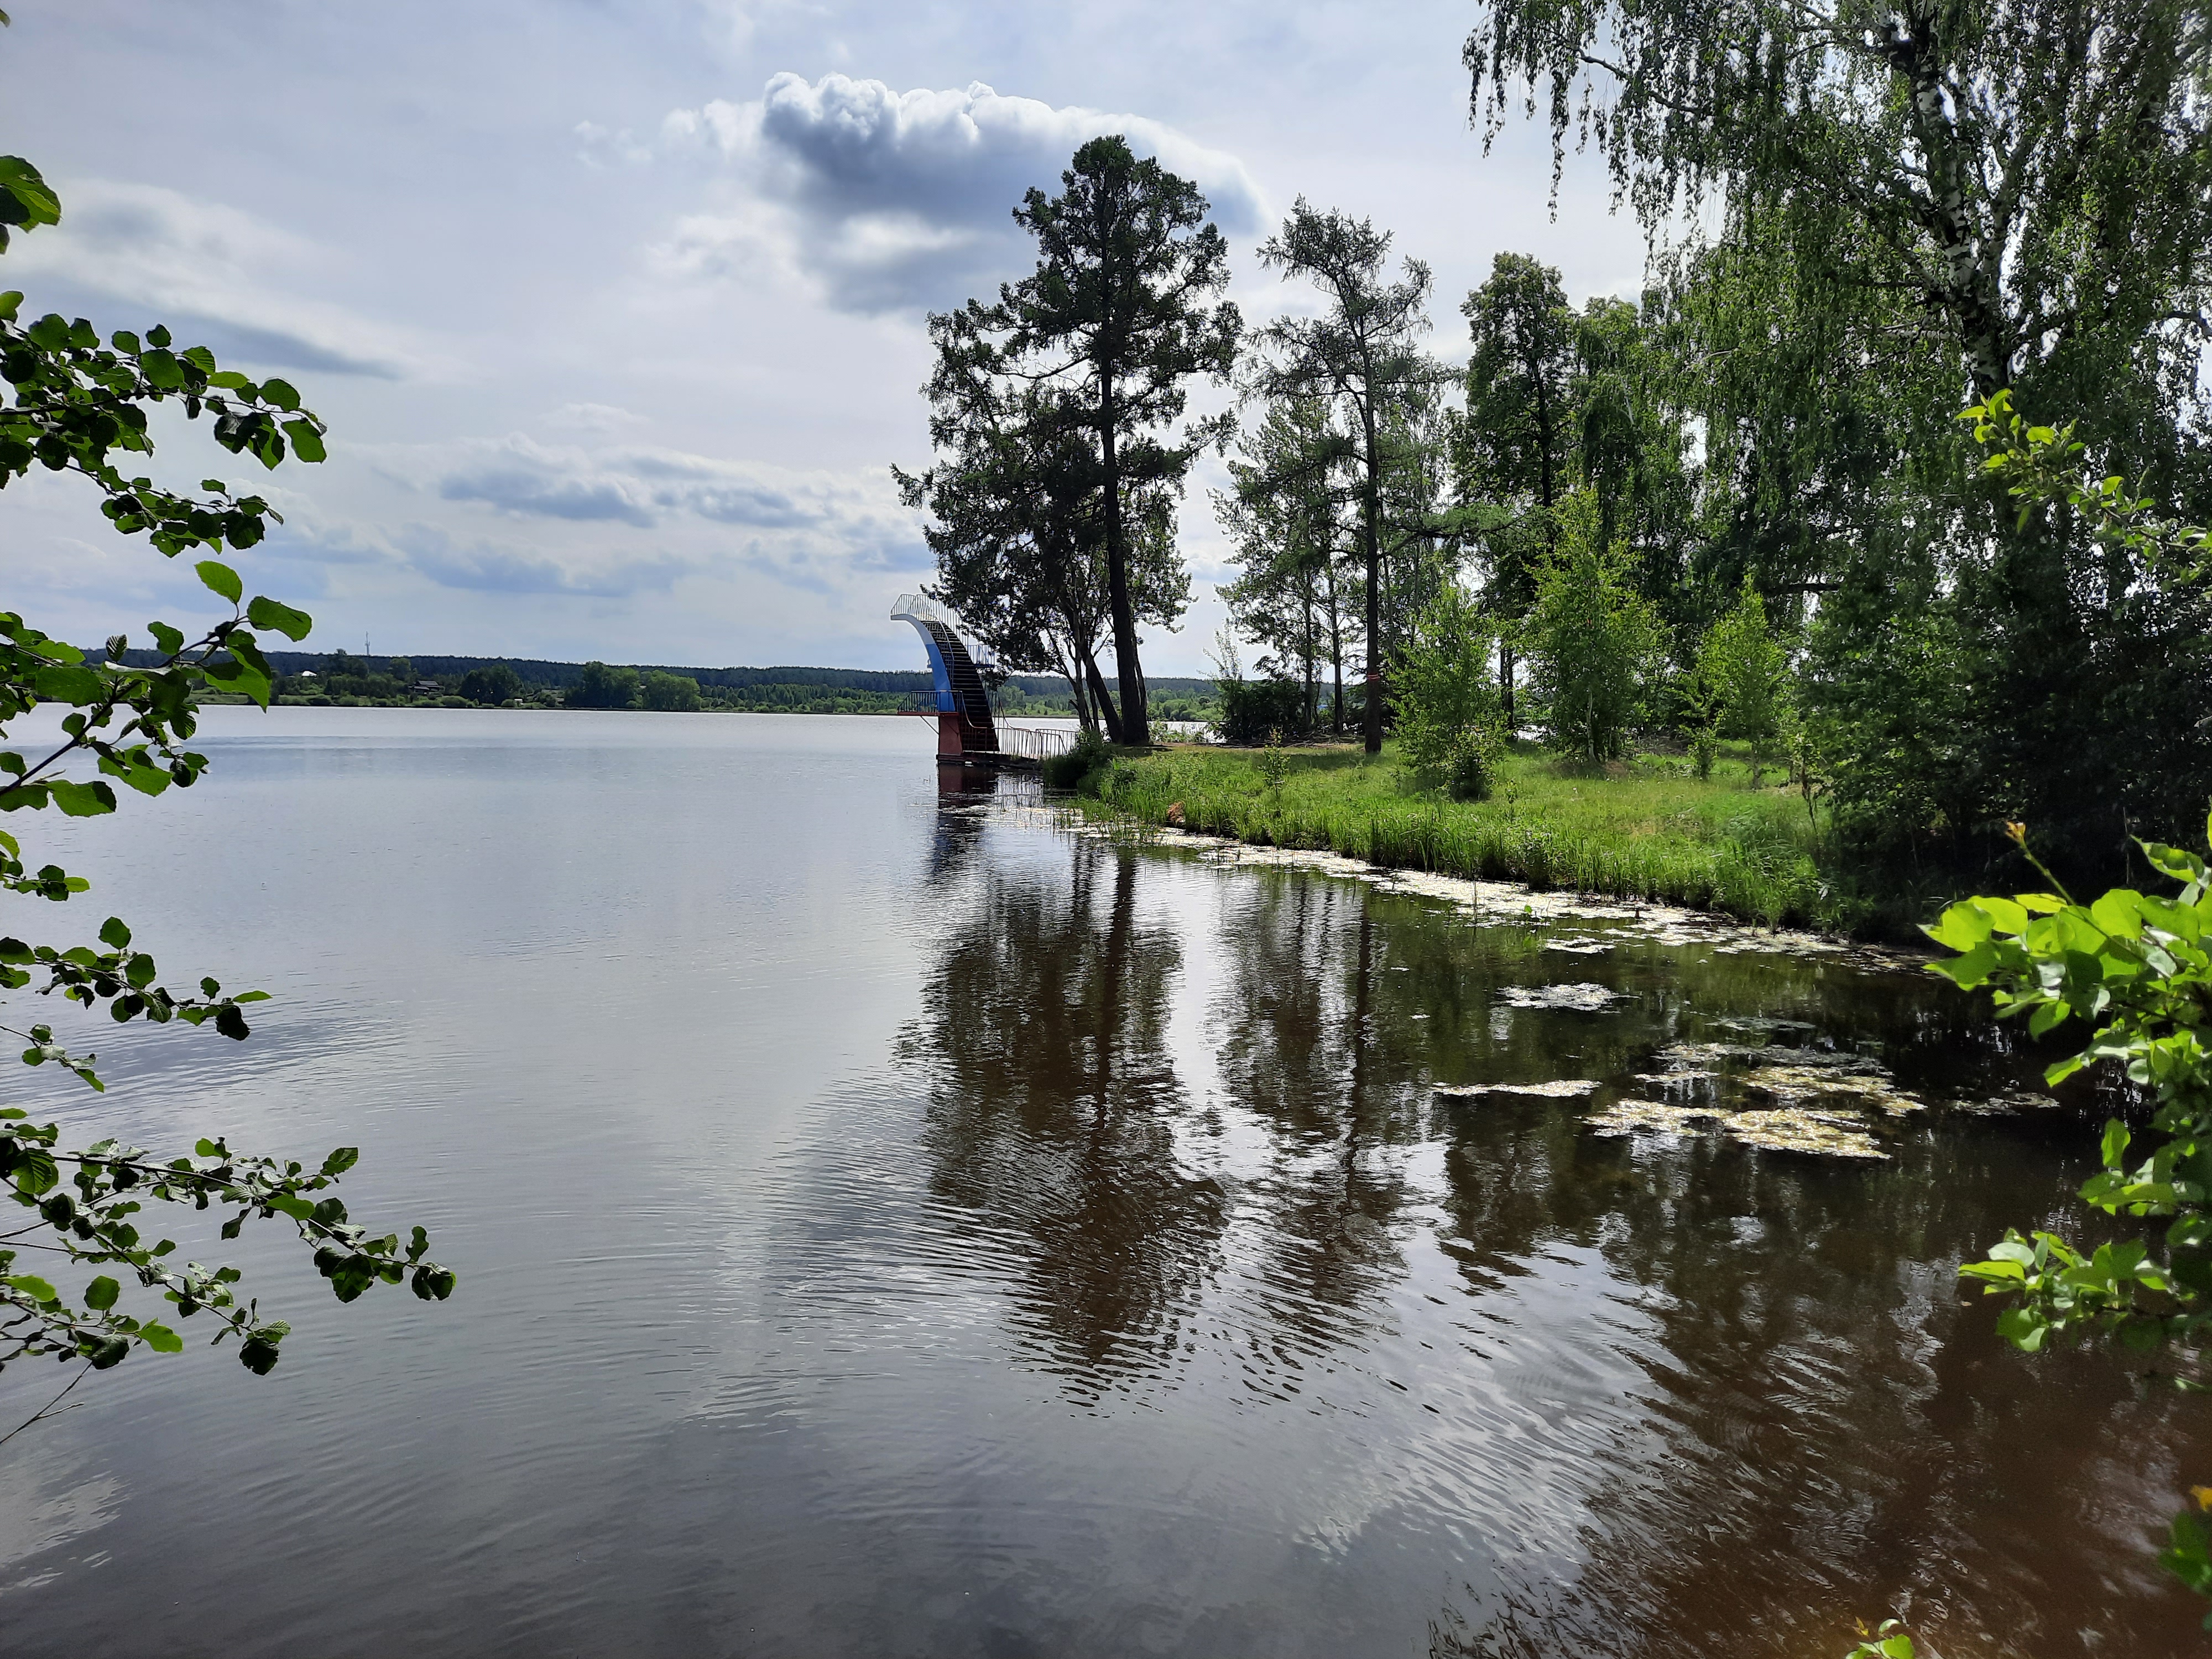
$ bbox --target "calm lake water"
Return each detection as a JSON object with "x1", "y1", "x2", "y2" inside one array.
[{"x1": 0, "y1": 709, "x2": 2202, "y2": 1657}]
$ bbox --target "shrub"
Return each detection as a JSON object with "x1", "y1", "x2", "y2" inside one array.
[
  {"x1": 1444, "y1": 724, "x2": 1503, "y2": 801},
  {"x1": 1218, "y1": 677, "x2": 1312, "y2": 747},
  {"x1": 1688, "y1": 723, "x2": 1718, "y2": 780},
  {"x1": 1042, "y1": 728, "x2": 1110, "y2": 790},
  {"x1": 1695, "y1": 576, "x2": 1790, "y2": 781},
  {"x1": 1525, "y1": 490, "x2": 1668, "y2": 761},
  {"x1": 1393, "y1": 581, "x2": 1504, "y2": 787}
]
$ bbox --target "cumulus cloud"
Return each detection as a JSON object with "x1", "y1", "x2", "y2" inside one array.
[
  {"x1": 655, "y1": 73, "x2": 1267, "y2": 313},
  {"x1": 435, "y1": 435, "x2": 911, "y2": 535},
  {"x1": 3, "y1": 180, "x2": 430, "y2": 378},
  {"x1": 420, "y1": 436, "x2": 928, "y2": 593}
]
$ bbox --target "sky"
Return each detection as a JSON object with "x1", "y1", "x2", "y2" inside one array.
[{"x1": 0, "y1": 0, "x2": 1645, "y2": 675}]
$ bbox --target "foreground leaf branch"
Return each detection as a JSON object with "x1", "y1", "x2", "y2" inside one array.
[
  {"x1": 1932, "y1": 816, "x2": 2212, "y2": 1623},
  {"x1": 0, "y1": 140, "x2": 452, "y2": 1397},
  {"x1": 1914, "y1": 408, "x2": 2212, "y2": 1627}
]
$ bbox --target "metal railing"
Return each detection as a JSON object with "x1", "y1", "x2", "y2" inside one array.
[{"x1": 995, "y1": 723, "x2": 1077, "y2": 764}]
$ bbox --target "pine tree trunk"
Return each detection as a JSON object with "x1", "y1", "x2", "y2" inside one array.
[
  {"x1": 1082, "y1": 646, "x2": 1124, "y2": 743},
  {"x1": 1360, "y1": 400, "x2": 1383, "y2": 754},
  {"x1": 1099, "y1": 377, "x2": 1150, "y2": 744}
]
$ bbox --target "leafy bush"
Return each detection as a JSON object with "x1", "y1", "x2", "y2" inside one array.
[
  {"x1": 1218, "y1": 677, "x2": 1312, "y2": 747},
  {"x1": 1042, "y1": 728, "x2": 1110, "y2": 790},
  {"x1": 1444, "y1": 724, "x2": 1503, "y2": 801},
  {"x1": 1694, "y1": 577, "x2": 1789, "y2": 781},
  {"x1": 1392, "y1": 581, "x2": 1504, "y2": 790},
  {"x1": 1525, "y1": 491, "x2": 1668, "y2": 761},
  {"x1": 1688, "y1": 723, "x2": 1718, "y2": 780}
]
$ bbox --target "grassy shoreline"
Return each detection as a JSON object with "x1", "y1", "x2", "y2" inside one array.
[{"x1": 1068, "y1": 739, "x2": 1848, "y2": 931}]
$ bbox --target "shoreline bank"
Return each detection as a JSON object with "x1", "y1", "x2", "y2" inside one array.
[{"x1": 1057, "y1": 742, "x2": 1877, "y2": 936}]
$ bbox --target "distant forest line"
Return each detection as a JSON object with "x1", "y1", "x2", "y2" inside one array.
[{"x1": 117, "y1": 647, "x2": 1218, "y2": 716}]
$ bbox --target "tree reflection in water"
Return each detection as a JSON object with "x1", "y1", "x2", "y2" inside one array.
[
  {"x1": 909, "y1": 829, "x2": 2207, "y2": 1654},
  {"x1": 906, "y1": 841, "x2": 1227, "y2": 1388}
]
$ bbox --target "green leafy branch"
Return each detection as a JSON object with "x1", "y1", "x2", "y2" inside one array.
[
  {"x1": 1929, "y1": 816, "x2": 2212, "y2": 1621},
  {"x1": 0, "y1": 144, "x2": 455, "y2": 1406},
  {"x1": 0, "y1": 566, "x2": 312, "y2": 828},
  {"x1": 1963, "y1": 390, "x2": 2211, "y2": 576},
  {"x1": 1, "y1": 1114, "x2": 453, "y2": 1376},
  {"x1": 1841, "y1": 1621, "x2": 1914, "y2": 1659},
  {"x1": 1929, "y1": 822, "x2": 2212, "y2": 1362}
]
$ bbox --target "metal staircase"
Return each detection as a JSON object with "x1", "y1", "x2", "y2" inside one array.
[{"x1": 891, "y1": 595, "x2": 1000, "y2": 763}]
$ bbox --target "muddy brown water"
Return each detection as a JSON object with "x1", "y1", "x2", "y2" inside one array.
[{"x1": 0, "y1": 709, "x2": 2200, "y2": 1657}]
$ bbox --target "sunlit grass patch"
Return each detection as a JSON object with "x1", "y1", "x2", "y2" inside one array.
[{"x1": 1067, "y1": 737, "x2": 1835, "y2": 929}]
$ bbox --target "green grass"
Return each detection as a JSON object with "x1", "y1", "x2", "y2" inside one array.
[{"x1": 1070, "y1": 739, "x2": 1841, "y2": 930}]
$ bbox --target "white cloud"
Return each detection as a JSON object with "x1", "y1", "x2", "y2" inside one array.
[
  {"x1": 395, "y1": 525, "x2": 696, "y2": 599},
  {"x1": 3, "y1": 180, "x2": 436, "y2": 379},
  {"x1": 543, "y1": 403, "x2": 650, "y2": 433},
  {"x1": 654, "y1": 73, "x2": 1268, "y2": 314},
  {"x1": 430, "y1": 434, "x2": 917, "y2": 544}
]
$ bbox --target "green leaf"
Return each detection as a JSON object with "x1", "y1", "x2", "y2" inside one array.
[
  {"x1": 31, "y1": 664, "x2": 103, "y2": 705},
  {"x1": 2103, "y1": 1118, "x2": 2132, "y2": 1169},
  {"x1": 2090, "y1": 889, "x2": 2146, "y2": 939},
  {"x1": 1927, "y1": 940, "x2": 1998, "y2": 989},
  {"x1": 259, "y1": 378, "x2": 300, "y2": 413},
  {"x1": 238, "y1": 1336, "x2": 281, "y2": 1374},
  {"x1": 245, "y1": 595, "x2": 312, "y2": 641},
  {"x1": 138, "y1": 1321, "x2": 182, "y2": 1354},
  {"x1": 1995, "y1": 1306, "x2": 2049, "y2": 1351},
  {"x1": 281, "y1": 418, "x2": 326, "y2": 464},
  {"x1": 0, "y1": 156, "x2": 61, "y2": 232},
  {"x1": 195, "y1": 561, "x2": 243, "y2": 604},
  {"x1": 1970, "y1": 895, "x2": 2029, "y2": 935},
  {"x1": 46, "y1": 779, "x2": 117, "y2": 817},
  {"x1": 6, "y1": 1274, "x2": 56, "y2": 1301},
  {"x1": 83, "y1": 1274, "x2": 118, "y2": 1310},
  {"x1": 98, "y1": 916, "x2": 131, "y2": 949},
  {"x1": 1925, "y1": 901, "x2": 1993, "y2": 951}
]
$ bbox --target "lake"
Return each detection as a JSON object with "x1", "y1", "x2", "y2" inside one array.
[{"x1": 0, "y1": 709, "x2": 2200, "y2": 1657}]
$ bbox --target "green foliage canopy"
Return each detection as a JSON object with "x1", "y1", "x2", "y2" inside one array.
[
  {"x1": 995, "y1": 136, "x2": 1239, "y2": 740},
  {"x1": 566, "y1": 661, "x2": 639, "y2": 710},
  {"x1": 458, "y1": 662, "x2": 521, "y2": 706},
  {"x1": 639, "y1": 671, "x2": 702, "y2": 712}
]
